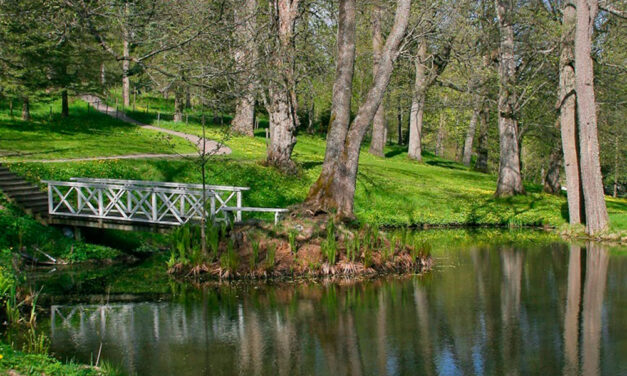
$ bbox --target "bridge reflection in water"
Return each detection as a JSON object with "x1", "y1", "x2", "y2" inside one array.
[{"x1": 45, "y1": 243, "x2": 624, "y2": 376}]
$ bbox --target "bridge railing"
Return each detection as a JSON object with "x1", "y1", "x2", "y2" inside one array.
[
  {"x1": 67, "y1": 178, "x2": 250, "y2": 222},
  {"x1": 44, "y1": 180, "x2": 216, "y2": 226}
]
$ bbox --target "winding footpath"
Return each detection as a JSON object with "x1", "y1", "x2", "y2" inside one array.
[{"x1": 27, "y1": 95, "x2": 231, "y2": 163}]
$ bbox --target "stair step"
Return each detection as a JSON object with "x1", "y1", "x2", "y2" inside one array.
[
  {"x1": 28, "y1": 205, "x2": 50, "y2": 214},
  {"x1": 9, "y1": 189, "x2": 46, "y2": 197},
  {"x1": 0, "y1": 182, "x2": 32, "y2": 189},
  {"x1": 15, "y1": 196, "x2": 48, "y2": 204},
  {"x1": 0, "y1": 176, "x2": 20, "y2": 182},
  {"x1": 1, "y1": 185, "x2": 40, "y2": 192}
]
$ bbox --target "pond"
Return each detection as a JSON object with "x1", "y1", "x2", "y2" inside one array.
[{"x1": 22, "y1": 234, "x2": 627, "y2": 375}]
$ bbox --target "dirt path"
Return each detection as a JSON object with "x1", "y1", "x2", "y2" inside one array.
[
  {"x1": 82, "y1": 94, "x2": 231, "y2": 156},
  {"x1": 28, "y1": 153, "x2": 198, "y2": 163}
]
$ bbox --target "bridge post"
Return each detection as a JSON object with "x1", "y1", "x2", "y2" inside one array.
[
  {"x1": 47, "y1": 184, "x2": 53, "y2": 214},
  {"x1": 77, "y1": 187, "x2": 83, "y2": 213},
  {"x1": 98, "y1": 189, "x2": 104, "y2": 217},
  {"x1": 236, "y1": 191, "x2": 242, "y2": 222},
  {"x1": 210, "y1": 196, "x2": 216, "y2": 223},
  {"x1": 151, "y1": 190, "x2": 157, "y2": 222}
]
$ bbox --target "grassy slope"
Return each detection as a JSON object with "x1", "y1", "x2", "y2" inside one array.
[
  {"x1": 0, "y1": 99, "x2": 196, "y2": 161},
  {"x1": 1, "y1": 97, "x2": 626, "y2": 228}
]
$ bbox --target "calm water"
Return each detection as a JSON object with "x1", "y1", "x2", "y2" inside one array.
[{"x1": 33, "y1": 240, "x2": 627, "y2": 375}]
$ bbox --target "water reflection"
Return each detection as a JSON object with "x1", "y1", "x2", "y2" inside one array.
[{"x1": 43, "y1": 243, "x2": 625, "y2": 376}]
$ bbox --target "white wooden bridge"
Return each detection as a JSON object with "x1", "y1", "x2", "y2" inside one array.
[{"x1": 43, "y1": 178, "x2": 287, "y2": 231}]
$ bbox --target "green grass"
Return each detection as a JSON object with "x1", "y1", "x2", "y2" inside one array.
[
  {"x1": 0, "y1": 99, "x2": 196, "y2": 162},
  {"x1": 1, "y1": 96, "x2": 627, "y2": 229},
  {"x1": 0, "y1": 342, "x2": 119, "y2": 375},
  {"x1": 0, "y1": 193, "x2": 121, "y2": 262}
]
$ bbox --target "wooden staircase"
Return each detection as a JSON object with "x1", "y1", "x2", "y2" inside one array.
[{"x1": 0, "y1": 164, "x2": 49, "y2": 218}]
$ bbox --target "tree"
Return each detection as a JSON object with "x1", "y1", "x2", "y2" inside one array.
[
  {"x1": 263, "y1": 0, "x2": 301, "y2": 171},
  {"x1": 0, "y1": 0, "x2": 55, "y2": 120},
  {"x1": 407, "y1": 40, "x2": 428, "y2": 161},
  {"x1": 407, "y1": 35, "x2": 452, "y2": 161},
  {"x1": 558, "y1": 0, "x2": 584, "y2": 221},
  {"x1": 231, "y1": 0, "x2": 258, "y2": 136},
  {"x1": 494, "y1": 0, "x2": 524, "y2": 196},
  {"x1": 575, "y1": 0, "x2": 608, "y2": 234},
  {"x1": 305, "y1": 0, "x2": 411, "y2": 218},
  {"x1": 474, "y1": 100, "x2": 491, "y2": 172},
  {"x1": 368, "y1": 1, "x2": 387, "y2": 157}
]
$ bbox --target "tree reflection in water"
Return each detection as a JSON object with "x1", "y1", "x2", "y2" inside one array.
[{"x1": 44, "y1": 243, "x2": 623, "y2": 376}]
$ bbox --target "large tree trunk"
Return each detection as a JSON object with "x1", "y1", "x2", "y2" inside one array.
[
  {"x1": 559, "y1": 0, "x2": 583, "y2": 224},
  {"x1": 614, "y1": 135, "x2": 619, "y2": 198},
  {"x1": 305, "y1": 0, "x2": 356, "y2": 212},
  {"x1": 267, "y1": 91, "x2": 297, "y2": 169},
  {"x1": 474, "y1": 103, "x2": 490, "y2": 173},
  {"x1": 543, "y1": 142, "x2": 562, "y2": 194},
  {"x1": 368, "y1": 1, "x2": 386, "y2": 157},
  {"x1": 185, "y1": 89, "x2": 191, "y2": 108},
  {"x1": 462, "y1": 96, "x2": 480, "y2": 166},
  {"x1": 122, "y1": 4, "x2": 130, "y2": 108},
  {"x1": 575, "y1": 0, "x2": 608, "y2": 234},
  {"x1": 232, "y1": 0, "x2": 257, "y2": 136},
  {"x1": 21, "y1": 96, "x2": 30, "y2": 121},
  {"x1": 61, "y1": 90, "x2": 69, "y2": 118},
  {"x1": 100, "y1": 62, "x2": 106, "y2": 86},
  {"x1": 266, "y1": 0, "x2": 300, "y2": 171},
  {"x1": 306, "y1": 0, "x2": 411, "y2": 217},
  {"x1": 494, "y1": 0, "x2": 524, "y2": 197},
  {"x1": 397, "y1": 98, "x2": 403, "y2": 145},
  {"x1": 173, "y1": 90, "x2": 184, "y2": 122},
  {"x1": 407, "y1": 40, "x2": 427, "y2": 161},
  {"x1": 435, "y1": 112, "x2": 445, "y2": 157}
]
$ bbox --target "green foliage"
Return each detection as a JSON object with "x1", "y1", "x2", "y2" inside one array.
[
  {"x1": 346, "y1": 233, "x2": 359, "y2": 263},
  {"x1": 0, "y1": 194, "x2": 120, "y2": 262},
  {"x1": 22, "y1": 327, "x2": 49, "y2": 355},
  {"x1": 265, "y1": 243, "x2": 277, "y2": 270},
  {"x1": 0, "y1": 342, "x2": 110, "y2": 375},
  {"x1": 288, "y1": 230, "x2": 298, "y2": 254},
  {"x1": 411, "y1": 239, "x2": 432, "y2": 262},
  {"x1": 321, "y1": 219, "x2": 337, "y2": 265},
  {"x1": 363, "y1": 248, "x2": 373, "y2": 268},
  {"x1": 382, "y1": 242, "x2": 394, "y2": 262},
  {"x1": 206, "y1": 224, "x2": 220, "y2": 261},
  {"x1": 219, "y1": 239, "x2": 239, "y2": 272},
  {"x1": 250, "y1": 238, "x2": 260, "y2": 271},
  {"x1": 170, "y1": 225, "x2": 192, "y2": 266}
]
